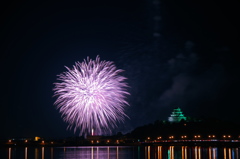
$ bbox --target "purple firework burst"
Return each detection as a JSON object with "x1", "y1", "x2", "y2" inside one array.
[{"x1": 53, "y1": 56, "x2": 130, "y2": 135}]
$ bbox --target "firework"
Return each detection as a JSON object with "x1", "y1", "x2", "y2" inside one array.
[{"x1": 53, "y1": 56, "x2": 129, "y2": 135}]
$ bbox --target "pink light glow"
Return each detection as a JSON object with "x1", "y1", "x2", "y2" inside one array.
[{"x1": 53, "y1": 56, "x2": 129, "y2": 135}]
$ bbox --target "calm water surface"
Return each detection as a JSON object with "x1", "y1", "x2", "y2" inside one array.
[{"x1": 0, "y1": 146, "x2": 239, "y2": 159}]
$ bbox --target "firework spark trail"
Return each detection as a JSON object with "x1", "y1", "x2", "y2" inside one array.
[{"x1": 53, "y1": 56, "x2": 130, "y2": 135}]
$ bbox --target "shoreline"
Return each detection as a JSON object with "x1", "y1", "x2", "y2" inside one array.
[{"x1": 1, "y1": 141, "x2": 240, "y2": 148}]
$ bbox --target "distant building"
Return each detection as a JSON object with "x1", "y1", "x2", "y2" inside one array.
[{"x1": 168, "y1": 107, "x2": 186, "y2": 123}]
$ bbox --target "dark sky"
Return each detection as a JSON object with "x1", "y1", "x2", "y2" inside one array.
[{"x1": 1, "y1": 0, "x2": 239, "y2": 138}]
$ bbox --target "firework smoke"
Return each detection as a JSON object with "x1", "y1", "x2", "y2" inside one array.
[{"x1": 53, "y1": 56, "x2": 129, "y2": 135}]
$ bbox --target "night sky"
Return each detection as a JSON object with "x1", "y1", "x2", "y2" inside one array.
[{"x1": 1, "y1": 0, "x2": 239, "y2": 138}]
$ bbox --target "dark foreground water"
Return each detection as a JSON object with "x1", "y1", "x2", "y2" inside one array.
[{"x1": 0, "y1": 146, "x2": 239, "y2": 159}]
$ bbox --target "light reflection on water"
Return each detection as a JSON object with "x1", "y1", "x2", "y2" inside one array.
[
  {"x1": 2, "y1": 146, "x2": 240, "y2": 159},
  {"x1": 59, "y1": 146, "x2": 114, "y2": 159}
]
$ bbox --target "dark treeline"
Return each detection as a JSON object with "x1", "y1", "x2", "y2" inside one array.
[{"x1": 126, "y1": 118, "x2": 240, "y2": 140}]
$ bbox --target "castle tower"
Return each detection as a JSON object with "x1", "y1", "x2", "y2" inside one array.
[{"x1": 168, "y1": 107, "x2": 187, "y2": 123}]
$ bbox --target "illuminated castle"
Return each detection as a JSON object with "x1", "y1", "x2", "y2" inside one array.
[{"x1": 168, "y1": 107, "x2": 187, "y2": 123}]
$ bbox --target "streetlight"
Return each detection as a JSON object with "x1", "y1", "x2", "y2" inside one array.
[
  {"x1": 169, "y1": 136, "x2": 174, "y2": 139},
  {"x1": 181, "y1": 135, "x2": 187, "y2": 139}
]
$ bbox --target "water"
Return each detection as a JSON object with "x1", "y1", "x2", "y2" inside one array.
[{"x1": 0, "y1": 146, "x2": 239, "y2": 159}]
